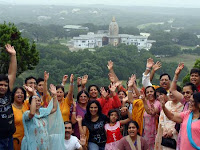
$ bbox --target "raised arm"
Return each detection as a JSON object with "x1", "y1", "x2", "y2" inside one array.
[
  {"x1": 150, "y1": 61, "x2": 162, "y2": 81},
  {"x1": 160, "y1": 95, "x2": 183, "y2": 123},
  {"x1": 120, "y1": 107, "x2": 132, "y2": 125},
  {"x1": 107, "y1": 60, "x2": 119, "y2": 82},
  {"x1": 61, "y1": 75, "x2": 68, "y2": 86},
  {"x1": 43, "y1": 71, "x2": 49, "y2": 98},
  {"x1": 142, "y1": 58, "x2": 154, "y2": 88},
  {"x1": 24, "y1": 85, "x2": 37, "y2": 119},
  {"x1": 76, "y1": 116, "x2": 87, "y2": 135},
  {"x1": 170, "y1": 63, "x2": 184, "y2": 102},
  {"x1": 49, "y1": 84, "x2": 58, "y2": 114},
  {"x1": 67, "y1": 74, "x2": 74, "y2": 102},
  {"x1": 109, "y1": 82, "x2": 121, "y2": 108},
  {"x1": 71, "y1": 101, "x2": 77, "y2": 124},
  {"x1": 6, "y1": 44, "x2": 17, "y2": 91},
  {"x1": 81, "y1": 75, "x2": 88, "y2": 91}
]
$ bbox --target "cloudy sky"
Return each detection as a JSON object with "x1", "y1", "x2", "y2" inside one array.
[{"x1": 1, "y1": 0, "x2": 200, "y2": 8}]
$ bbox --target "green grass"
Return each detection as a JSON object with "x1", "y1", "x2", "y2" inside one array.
[{"x1": 161, "y1": 54, "x2": 200, "y2": 70}]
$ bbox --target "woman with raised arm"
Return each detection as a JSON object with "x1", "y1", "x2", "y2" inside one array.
[
  {"x1": 71, "y1": 90, "x2": 89, "y2": 139},
  {"x1": 11, "y1": 87, "x2": 27, "y2": 150},
  {"x1": 117, "y1": 121, "x2": 148, "y2": 150},
  {"x1": 170, "y1": 63, "x2": 197, "y2": 149},
  {"x1": 21, "y1": 84, "x2": 65, "y2": 150},
  {"x1": 140, "y1": 86, "x2": 161, "y2": 150},
  {"x1": 160, "y1": 92, "x2": 200, "y2": 150}
]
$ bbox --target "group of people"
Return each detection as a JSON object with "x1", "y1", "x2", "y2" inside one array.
[{"x1": 0, "y1": 44, "x2": 200, "y2": 150}]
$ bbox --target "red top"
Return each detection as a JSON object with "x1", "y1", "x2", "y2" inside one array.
[{"x1": 97, "y1": 94, "x2": 121, "y2": 115}]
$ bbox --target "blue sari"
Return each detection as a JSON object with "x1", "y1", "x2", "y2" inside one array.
[
  {"x1": 21, "y1": 99, "x2": 65, "y2": 150},
  {"x1": 187, "y1": 112, "x2": 200, "y2": 150}
]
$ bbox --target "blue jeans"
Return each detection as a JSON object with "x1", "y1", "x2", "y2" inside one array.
[
  {"x1": 0, "y1": 137, "x2": 14, "y2": 150},
  {"x1": 89, "y1": 142, "x2": 105, "y2": 150}
]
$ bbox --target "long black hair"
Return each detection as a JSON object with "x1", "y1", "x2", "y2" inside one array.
[
  {"x1": 127, "y1": 120, "x2": 140, "y2": 136},
  {"x1": 11, "y1": 87, "x2": 26, "y2": 103},
  {"x1": 77, "y1": 90, "x2": 89, "y2": 102},
  {"x1": 84, "y1": 100, "x2": 102, "y2": 121}
]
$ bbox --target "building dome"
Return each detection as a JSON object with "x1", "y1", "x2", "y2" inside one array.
[{"x1": 109, "y1": 17, "x2": 119, "y2": 36}]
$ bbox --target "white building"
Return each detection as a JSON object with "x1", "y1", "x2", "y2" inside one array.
[{"x1": 73, "y1": 17, "x2": 155, "y2": 50}]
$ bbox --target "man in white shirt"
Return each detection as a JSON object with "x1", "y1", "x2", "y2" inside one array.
[{"x1": 64, "y1": 121, "x2": 86, "y2": 150}]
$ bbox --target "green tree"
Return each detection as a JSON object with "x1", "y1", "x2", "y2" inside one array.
[{"x1": 0, "y1": 22, "x2": 39, "y2": 76}]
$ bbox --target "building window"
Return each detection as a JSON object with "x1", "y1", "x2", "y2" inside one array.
[{"x1": 82, "y1": 41, "x2": 86, "y2": 43}]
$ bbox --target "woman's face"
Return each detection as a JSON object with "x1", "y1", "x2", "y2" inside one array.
[
  {"x1": 79, "y1": 93, "x2": 89, "y2": 104},
  {"x1": 128, "y1": 123, "x2": 138, "y2": 138},
  {"x1": 168, "y1": 91, "x2": 175, "y2": 101},
  {"x1": 34, "y1": 96, "x2": 42, "y2": 110},
  {"x1": 188, "y1": 95, "x2": 196, "y2": 111},
  {"x1": 57, "y1": 88, "x2": 64, "y2": 101},
  {"x1": 118, "y1": 91, "x2": 126, "y2": 100},
  {"x1": 132, "y1": 90, "x2": 138, "y2": 99},
  {"x1": 145, "y1": 87, "x2": 155, "y2": 101},
  {"x1": 89, "y1": 86, "x2": 98, "y2": 99},
  {"x1": 182, "y1": 86, "x2": 193, "y2": 102},
  {"x1": 37, "y1": 81, "x2": 44, "y2": 94},
  {"x1": 14, "y1": 88, "x2": 25, "y2": 104},
  {"x1": 89, "y1": 103, "x2": 98, "y2": 116}
]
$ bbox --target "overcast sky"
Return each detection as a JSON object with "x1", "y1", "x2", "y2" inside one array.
[{"x1": 1, "y1": 0, "x2": 200, "y2": 8}]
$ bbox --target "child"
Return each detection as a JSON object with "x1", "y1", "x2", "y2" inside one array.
[{"x1": 105, "y1": 107, "x2": 132, "y2": 150}]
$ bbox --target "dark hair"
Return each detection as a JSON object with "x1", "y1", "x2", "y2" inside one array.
[
  {"x1": 183, "y1": 82, "x2": 197, "y2": 93},
  {"x1": 103, "y1": 86, "x2": 110, "y2": 94},
  {"x1": 25, "y1": 76, "x2": 37, "y2": 84},
  {"x1": 56, "y1": 85, "x2": 65, "y2": 93},
  {"x1": 145, "y1": 86, "x2": 156, "y2": 99},
  {"x1": 159, "y1": 73, "x2": 171, "y2": 81},
  {"x1": 190, "y1": 68, "x2": 200, "y2": 76},
  {"x1": 88, "y1": 85, "x2": 100, "y2": 93},
  {"x1": 177, "y1": 85, "x2": 182, "y2": 93},
  {"x1": 127, "y1": 121, "x2": 140, "y2": 135},
  {"x1": 64, "y1": 121, "x2": 73, "y2": 129},
  {"x1": 0, "y1": 74, "x2": 10, "y2": 93},
  {"x1": 84, "y1": 100, "x2": 102, "y2": 121},
  {"x1": 29, "y1": 95, "x2": 40, "y2": 105},
  {"x1": 118, "y1": 90, "x2": 127, "y2": 97},
  {"x1": 11, "y1": 87, "x2": 26, "y2": 103},
  {"x1": 36, "y1": 78, "x2": 44, "y2": 84},
  {"x1": 77, "y1": 90, "x2": 89, "y2": 102},
  {"x1": 155, "y1": 87, "x2": 167, "y2": 98},
  {"x1": 193, "y1": 92, "x2": 200, "y2": 107},
  {"x1": 108, "y1": 109, "x2": 120, "y2": 123}
]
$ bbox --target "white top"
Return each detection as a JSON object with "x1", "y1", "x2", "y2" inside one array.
[{"x1": 64, "y1": 135, "x2": 81, "y2": 150}]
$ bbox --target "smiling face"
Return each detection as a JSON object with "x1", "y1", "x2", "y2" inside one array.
[
  {"x1": 26, "y1": 78, "x2": 37, "y2": 89},
  {"x1": 128, "y1": 123, "x2": 138, "y2": 138},
  {"x1": 182, "y1": 86, "x2": 193, "y2": 102},
  {"x1": 57, "y1": 88, "x2": 64, "y2": 101},
  {"x1": 190, "y1": 73, "x2": 200, "y2": 86},
  {"x1": 0, "y1": 81, "x2": 9, "y2": 96},
  {"x1": 89, "y1": 86, "x2": 98, "y2": 99},
  {"x1": 89, "y1": 103, "x2": 98, "y2": 116},
  {"x1": 160, "y1": 75, "x2": 170, "y2": 90},
  {"x1": 79, "y1": 92, "x2": 89, "y2": 104},
  {"x1": 118, "y1": 91, "x2": 126, "y2": 100},
  {"x1": 34, "y1": 96, "x2": 42, "y2": 110},
  {"x1": 14, "y1": 88, "x2": 25, "y2": 104},
  {"x1": 37, "y1": 81, "x2": 44, "y2": 94},
  {"x1": 145, "y1": 87, "x2": 155, "y2": 101}
]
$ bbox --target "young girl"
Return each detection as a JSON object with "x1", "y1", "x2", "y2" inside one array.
[{"x1": 105, "y1": 107, "x2": 132, "y2": 150}]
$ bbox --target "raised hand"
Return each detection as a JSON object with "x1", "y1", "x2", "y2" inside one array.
[
  {"x1": 175, "y1": 62, "x2": 184, "y2": 75},
  {"x1": 109, "y1": 82, "x2": 117, "y2": 92},
  {"x1": 62, "y1": 75, "x2": 68, "y2": 84},
  {"x1": 122, "y1": 96, "x2": 128, "y2": 103},
  {"x1": 24, "y1": 85, "x2": 35, "y2": 94},
  {"x1": 159, "y1": 95, "x2": 166, "y2": 108},
  {"x1": 81, "y1": 75, "x2": 88, "y2": 86},
  {"x1": 49, "y1": 84, "x2": 57, "y2": 96},
  {"x1": 100, "y1": 87, "x2": 108, "y2": 98},
  {"x1": 44, "y1": 71, "x2": 49, "y2": 81},
  {"x1": 152, "y1": 61, "x2": 162, "y2": 71},
  {"x1": 77, "y1": 77, "x2": 82, "y2": 86},
  {"x1": 76, "y1": 115, "x2": 83, "y2": 123},
  {"x1": 79, "y1": 134, "x2": 87, "y2": 146},
  {"x1": 107, "y1": 60, "x2": 113, "y2": 70},
  {"x1": 5, "y1": 44, "x2": 16, "y2": 56},
  {"x1": 115, "y1": 80, "x2": 122, "y2": 87},
  {"x1": 146, "y1": 58, "x2": 154, "y2": 69},
  {"x1": 70, "y1": 74, "x2": 74, "y2": 83},
  {"x1": 128, "y1": 74, "x2": 136, "y2": 87},
  {"x1": 139, "y1": 90, "x2": 146, "y2": 101}
]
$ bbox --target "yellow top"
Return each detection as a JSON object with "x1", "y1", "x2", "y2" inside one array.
[
  {"x1": 59, "y1": 97, "x2": 72, "y2": 122},
  {"x1": 12, "y1": 104, "x2": 28, "y2": 150}
]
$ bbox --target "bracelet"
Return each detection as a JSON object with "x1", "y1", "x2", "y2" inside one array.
[
  {"x1": 70, "y1": 82, "x2": 74, "y2": 85},
  {"x1": 32, "y1": 95, "x2": 38, "y2": 99},
  {"x1": 128, "y1": 90, "x2": 132, "y2": 93},
  {"x1": 146, "y1": 67, "x2": 151, "y2": 70},
  {"x1": 72, "y1": 112, "x2": 76, "y2": 114},
  {"x1": 77, "y1": 84, "x2": 81, "y2": 87}
]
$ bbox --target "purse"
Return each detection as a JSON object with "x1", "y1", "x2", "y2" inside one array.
[{"x1": 161, "y1": 137, "x2": 176, "y2": 149}]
